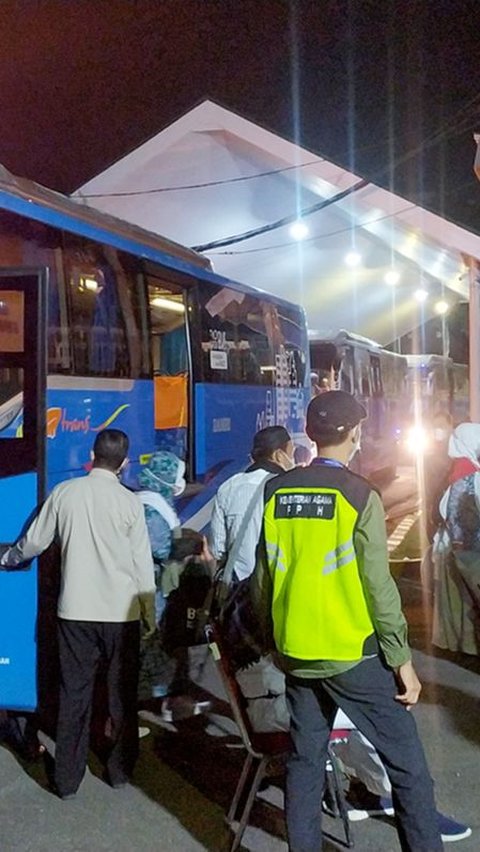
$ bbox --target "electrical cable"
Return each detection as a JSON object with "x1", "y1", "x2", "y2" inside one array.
[
  {"x1": 78, "y1": 159, "x2": 324, "y2": 198},
  {"x1": 192, "y1": 178, "x2": 369, "y2": 251},
  {"x1": 77, "y1": 90, "x2": 480, "y2": 253},
  {"x1": 193, "y1": 99, "x2": 480, "y2": 252},
  {"x1": 79, "y1": 93, "x2": 480, "y2": 201},
  {"x1": 208, "y1": 204, "x2": 417, "y2": 255}
]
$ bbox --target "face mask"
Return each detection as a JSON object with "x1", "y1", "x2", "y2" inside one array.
[
  {"x1": 173, "y1": 477, "x2": 186, "y2": 497},
  {"x1": 116, "y1": 458, "x2": 129, "y2": 480},
  {"x1": 278, "y1": 449, "x2": 295, "y2": 471},
  {"x1": 348, "y1": 444, "x2": 360, "y2": 463},
  {"x1": 173, "y1": 459, "x2": 186, "y2": 496},
  {"x1": 348, "y1": 429, "x2": 361, "y2": 462}
]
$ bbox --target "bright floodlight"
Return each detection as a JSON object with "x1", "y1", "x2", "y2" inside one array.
[
  {"x1": 150, "y1": 296, "x2": 185, "y2": 313},
  {"x1": 345, "y1": 251, "x2": 361, "y2": 267},
  {"x1": 289, "y1": 220, "x2": 309, "y2": 240},
  {"x1": 435, "y1": 300, "x2": 449, "y2": 315},
  {"x1": 384, "y1": 269, "x2": 400, "y2": 286},
  {"x1": 405, "y1": 425, "x2": 429, "y2": 455},
  {"x1": 414, "y1": 288, "x2": 428, "y2": 303}
]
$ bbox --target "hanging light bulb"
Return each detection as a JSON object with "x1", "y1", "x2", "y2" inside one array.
[
  {"x1": 384, "y1": 269, "x2": 400, "y2": 286},
  {"x1": 345, "y1": 251, "x2": 361, "y2": 267},
  {"x1": 289, "y1": 220, "x2": 309, "y2": 240}
]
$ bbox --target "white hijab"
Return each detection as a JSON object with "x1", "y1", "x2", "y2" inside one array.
[
  {"x1": 447, "y1": 423, "x2": 480, "y2": 466},
  {"x1": 438, "y1": 422, "x2": 480, "y2": 521},
  {"x1": 137, "y1": 490, "x2": 180, "y2": 530}
]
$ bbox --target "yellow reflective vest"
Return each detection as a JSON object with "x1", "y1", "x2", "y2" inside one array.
[{"x1": 263, "y1": 463, "x2": 375, "y2": 661}]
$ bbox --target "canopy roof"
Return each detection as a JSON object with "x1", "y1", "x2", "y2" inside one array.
[{"x1": 75, "y1": 100, "x2": 480, "y2": 346}]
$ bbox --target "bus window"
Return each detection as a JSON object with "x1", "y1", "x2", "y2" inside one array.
[
  {"x1": 0, "y1": 290, "x2": 25, "y2": 438},
  {"x1": 0, "y1": 211, "x2": 71, "y2": 374},
  {"x1": 63, "y1": 237, "x2": 148, "y2": 378},
  {"x1": 198, "y1": 283, "x2": 273, "y2": 385},
  {"x1": 451, "y1": 363, "x2": 469, "y2": 422},
  {"x1": 47, "y1": 248, "x2": 72, "y2": 374},
  {"x1": 273, "y1": 302, "x2": 308, "y2": 387},
  {"x1": 370, "y1": 355, "x2": 383, "y2": 397},
  {"x1": 147, "y1": 277, "x2": 189, "y2": 462},
  {"x1": 340, "y1": 346, "x2": 354, "y2": 393},
  {"x1": 356, "y1": 347, "x2": 371, "y2": 397},
  {"x1": 148, "y1": 280, "x2": 187, "y2": 376}
]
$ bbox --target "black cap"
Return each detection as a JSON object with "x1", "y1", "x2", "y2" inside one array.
[
  {"x1": 251, "y1": 425, "x2": 291, "y2": 460},
  {"x1": 306, "y1": 391, "x2": 366, "y2": 440}
]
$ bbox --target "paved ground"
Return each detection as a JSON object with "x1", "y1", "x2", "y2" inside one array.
[{"x1": 1, "y1": 477, "x2": 479, "y2": 851}]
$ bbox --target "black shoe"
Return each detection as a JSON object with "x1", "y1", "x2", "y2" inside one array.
[
  {"x1": 102, "y1": 770, "x2": 129, "y2": 789},
  {"x1": 50, "y1": 784, "x2": 77, "y2": 801}
]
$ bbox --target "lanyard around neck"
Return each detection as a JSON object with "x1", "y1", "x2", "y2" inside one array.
[{"x1": 312, "y1": 457, "x2": 345, "y2": 469}]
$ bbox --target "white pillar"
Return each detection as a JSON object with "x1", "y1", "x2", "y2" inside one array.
[{"x1": 469, "y1": 259, "x2": 480, "y2": 421}]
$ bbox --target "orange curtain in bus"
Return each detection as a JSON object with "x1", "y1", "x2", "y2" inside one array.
[{"x1": 154, "y1": 374, "x2": 188, "y2": 429}]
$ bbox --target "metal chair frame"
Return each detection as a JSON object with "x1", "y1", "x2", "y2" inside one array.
[{"x1": 206, "y1": 623, "x2": 354, "y2": 850}]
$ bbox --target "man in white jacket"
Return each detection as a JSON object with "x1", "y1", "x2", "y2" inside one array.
[
  {"x1": 210, "y1": 425, "x2": 294, "y2": 581},
  {"x1": 1, "y1": 429, "x2": 155, "y2": 799}
]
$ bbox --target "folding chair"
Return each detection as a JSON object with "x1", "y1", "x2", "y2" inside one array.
[{"x1": 206, "y1": 623, "x2": 354, "y2": 851}]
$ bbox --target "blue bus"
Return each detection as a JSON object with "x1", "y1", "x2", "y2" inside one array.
[
  {"x1": 0, "y1": 164, "x2": 309, "y2": 712},
  {"x1": 406, "y1": 354, "x2": 469, "y2": 426},
  {"x1": 310, "y1": 330, "x2": 408, "y2": 481}
]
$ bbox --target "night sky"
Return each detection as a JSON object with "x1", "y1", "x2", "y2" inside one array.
[{"x1": 0, "y1": 0, "x2": 479, "y2": 233}]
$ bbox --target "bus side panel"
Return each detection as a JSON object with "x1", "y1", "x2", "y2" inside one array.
[
  {"x1": 44, "y1": 380, "x2": 155, "y2": 490},
  {"x1": 0, "y1": 472, "x2": 38, "y2": 710},
  {"x1": 181, "y1": 383, "x2": 308, "y2": 531},
  {"x1": 194, "y1": 383, "x2": 307, "y2": 479}
]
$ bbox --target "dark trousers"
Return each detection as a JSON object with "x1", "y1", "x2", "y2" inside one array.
[
  {"x1": 285, "y1": 656, "x2": 443, "y2": 852},
  {"x1": 54, "y1": 619, "x2": 140, "y2": 796}
]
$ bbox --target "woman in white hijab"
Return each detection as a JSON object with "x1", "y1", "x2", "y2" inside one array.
[
  {"x1": 137, "y1": 452, "x2": 185, "y2": 704},
  {"x1": 433, "y1": 422, "x2": 480, "y2": 654}
]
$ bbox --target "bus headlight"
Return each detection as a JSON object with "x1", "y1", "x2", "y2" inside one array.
[{"x1": 405, "y1": 425, "x2": 429, "y2": 454}]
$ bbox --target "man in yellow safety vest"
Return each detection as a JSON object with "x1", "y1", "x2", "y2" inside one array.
[{"x1": 252, "y1": 390, "x2": 443, "y2": 852}]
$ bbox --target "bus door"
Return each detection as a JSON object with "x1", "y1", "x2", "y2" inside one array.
[{"x1": 0, "y1": 270, "x2": 46, "y2": 710}]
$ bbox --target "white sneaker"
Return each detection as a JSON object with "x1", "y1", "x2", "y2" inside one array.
[
  {"x1": 192, "y1": 701, "x2": 212, "y2": 716},
  {"x1": 438, "y1": 813, "x2": 472, "y2": 843},
  {"x1": 160, "y1": 702, "x2": 173, "y2": 723},
  {"x1": 138, "y1": 726, "x2": 150, "y2": 739},
  {"x1": 161, "y1": 697, "x2": 212, "y2": 723}
]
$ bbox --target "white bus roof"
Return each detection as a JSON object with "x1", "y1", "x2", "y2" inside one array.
[{"x1": 406, "y1": 354, "x2": 453, "y2": 368}]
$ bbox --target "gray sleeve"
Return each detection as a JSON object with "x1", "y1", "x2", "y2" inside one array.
[
  {"x1": 209, "y1": 493, "x2": 227, "y2": 561},
  {"x1": 129, "y1": 500, "x2": 156, "y2": 595},
  {"x1": 1, "y1": 492, "x2": 58, "y2": 566}
]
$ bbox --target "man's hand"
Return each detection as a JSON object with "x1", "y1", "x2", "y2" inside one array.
[
  {"x1": 0, "y1": 544, "x2": 11, "y2": 566},
  {"x1": 139, "y1": 594, "x2": 157, "y2": 639},
  {"x1": 199, "y1": 536, "x2": 214, "y2": 565},
  {"x1": 0, "y1": 545, "x2": 30, "y2": 570},
  {"x1": 395, "y1": 660, "x2": 422, "y2": 707}
]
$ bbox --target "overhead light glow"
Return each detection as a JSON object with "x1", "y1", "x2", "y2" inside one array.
[
  {"x1": 384, "y1": 269, "x2": 400, "y2": 286},
  {"x1": 345, "y1": 251, "x2": 361, "y2": 267},
  {"x1": 289, "y1": 220, "x2": 309, "y2": 241},
  {"x1": 150, "y1": 296, "x2": 185, "y2": 313},
  {"x1": 435, "y1": 300, "x2": 449, "y2": 315},
  {"x1": 77, "y1": 275, "x2": 99, "y2": 292},
  {"x1": 405, "y1": 425, "x2": 429, "y2": 455},
  {"x1": 414, "y1": 288, "x2": 428, "y2": 303}
]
